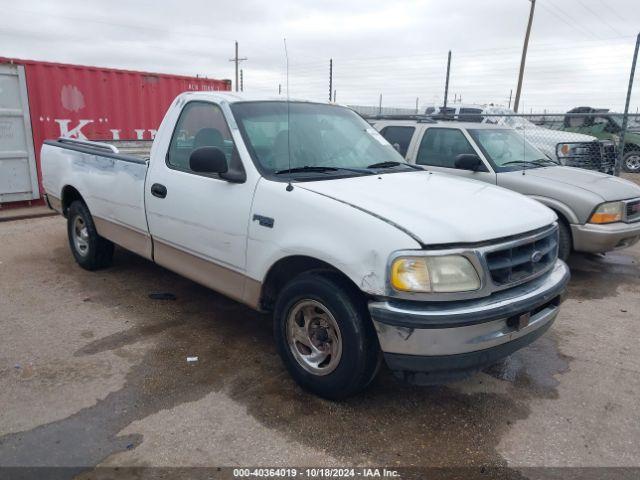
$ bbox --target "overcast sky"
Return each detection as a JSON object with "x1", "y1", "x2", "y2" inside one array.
[{"x1": 1, "y1": 0, "x2": 639, "y2": 112}]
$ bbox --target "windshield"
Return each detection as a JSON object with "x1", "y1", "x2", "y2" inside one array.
[
  {"x1": 230, "y1": 101, "x2": 413, "y2": 179},
  {"x1": 468, "y1": 128, "x2": 557, "y2": 171}
]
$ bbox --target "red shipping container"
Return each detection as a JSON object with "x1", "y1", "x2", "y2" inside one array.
[{"x1": 0, "y1": 57, "x2": 231, "y2": 205}]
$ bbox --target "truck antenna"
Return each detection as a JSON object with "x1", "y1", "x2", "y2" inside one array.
[{"x1": 284, "y1": 38, "x2": 293, "y2": 192}]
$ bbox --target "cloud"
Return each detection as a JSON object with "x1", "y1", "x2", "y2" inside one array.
[{"x1": 0, "y1": 0, "x2": 638, "y2": 111}]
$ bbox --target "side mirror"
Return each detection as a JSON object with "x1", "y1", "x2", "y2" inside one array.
[
  {"x1": 189, "y1": 147, "x2": 228, "y2": 174},
  {"x1": 454, "y1": 153, "x2": 485, "y2": 172}
]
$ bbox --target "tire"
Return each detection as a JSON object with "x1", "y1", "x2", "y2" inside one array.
[
  {"x1": 273, "y1": 271, "x2": 381, "y2": 400},
  {"x1": 557, "y1": 220, "x2": 572, "y2": 262},
  {"x1": 67, "y1": 200, "x2": 114, "y2": 270},
  {"x1": 622, "y1": 151, "x2": 640, "y2": 173}
]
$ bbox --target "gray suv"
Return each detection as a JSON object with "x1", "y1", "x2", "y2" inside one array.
[{"x1": 374, "y1": 119, "x2": 640, "y2": 260}]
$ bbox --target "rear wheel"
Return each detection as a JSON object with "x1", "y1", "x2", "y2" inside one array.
[
  {"x1": 622, "y1": 151, "x2": 640, "y2": 173},
  {"x1": 67, "y1": 201, "x2": 114, "y2": 270},
  {"x1": 273, "y1": 272, "x2": 381, "y2": 400}
]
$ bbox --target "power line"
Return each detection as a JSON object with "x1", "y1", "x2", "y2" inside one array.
[
  {"x1": 597, "y1": 0, "x2": 637, "y2": 29},
  {"x1": 575, "y1": 0, "x2": 625, "y2": 37},
  {"x1": 537, "y1": 1, "x2": 600, "y2": 40}
]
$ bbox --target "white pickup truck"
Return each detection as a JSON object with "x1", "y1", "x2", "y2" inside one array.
[{"x1": 42, "y1": 93, "x2": 569, "y2": 399}]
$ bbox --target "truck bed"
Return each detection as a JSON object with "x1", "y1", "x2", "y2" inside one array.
[{"x1": 41, "y1": 137, "x2": 152, "y2": 259}]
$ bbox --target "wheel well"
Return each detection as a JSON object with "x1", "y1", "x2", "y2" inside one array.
[
  {"x1": 623, "y1": 143, "x2": 640, "y2": 155},
  {"x1": 552, "y1": 209, "x2": 572, "y2": 238},
  {"x1": 61, "y1": 186, "x2": 84, "y2": 217},
  {"x1": 259, "y1": 255, "x2": 361, "y2": 312},
  {"x1": 552, "y1": 209, "x2": 568, "y2": 224}
]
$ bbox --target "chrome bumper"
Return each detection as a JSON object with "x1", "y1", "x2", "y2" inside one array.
[
  {"x1": 571, "y1": 222, "x2": 640, "y2": 253},
  {"x1": 368, "y1": 260, "x2": 569, "y2": 380}
]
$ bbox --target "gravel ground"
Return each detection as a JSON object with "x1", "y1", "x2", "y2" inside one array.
[{"x1": 0, "y1": 214, "x2": 639, "y2": 478}]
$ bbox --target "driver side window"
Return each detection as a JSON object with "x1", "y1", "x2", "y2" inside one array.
[
  {"x1": 167, "y1": 102, "x2": 235, "y2": 173},
  {"x1": 416, "y1": 128, "x2": 476, "y2": 168}
]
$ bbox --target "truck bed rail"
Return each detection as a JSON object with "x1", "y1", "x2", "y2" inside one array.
[{"x1": 43, "y1": 138, "x2": 148, "y2": 165}]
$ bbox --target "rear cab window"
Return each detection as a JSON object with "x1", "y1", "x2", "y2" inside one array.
[
  {"x1": 379, "y1": 126, "x2": 415, "y2": 157},
  {"x1": 458, "y1": 108, "x2": 484, "y2": 123}
]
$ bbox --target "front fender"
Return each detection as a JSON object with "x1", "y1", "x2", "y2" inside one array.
[
  {"x1": 528, "y1": 195, "x2": 579, "y2": 224},
  {"x1": 245, "y1": 180, "x2": 420, "y2": 296}
]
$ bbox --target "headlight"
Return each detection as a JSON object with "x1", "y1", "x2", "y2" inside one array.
[
  {"x1": 557, "y1": 143, "x2": 590, "y2": 157},
  {"x1": 391, "y1": 255, "x2": 480, "y2": 293},
  {"x1": 590, "y1": 201, "x2": 624, "y2": 224}
]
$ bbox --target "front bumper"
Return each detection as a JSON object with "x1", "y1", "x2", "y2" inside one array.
[
  {"x1": 369, "y1": 260, "x2": 570, "y2": 384},
  {"x1": 571, "y1": 221, "x2": 640, "y2": 253}
]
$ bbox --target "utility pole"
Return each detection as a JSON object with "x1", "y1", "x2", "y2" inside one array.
[
  {"x1": 415, "y1": 97, "x2": 419, "y2": 114},
  {"x1": 378, "y1": 94, "x2": 383, "y2": 115},
  {"x1": 228, "y1": 41, "x2": 247, "y2": 92},
  {"x1": 443, "y1": 50, "x2": 451, "y2": 108},
  {"x1": 278, "y1": 84, "x2": 282, "y2": 95},
  {"x1": 333, "y1": 89, "x2": 336, "y2": 102},
  {"x1": 616, "y1": 32, "x2": 640, "y2": 176},
  {"x1": 329, "y1": 59, "x2": 333, "y2": 102},
  {"x1": 508, "y1": 89, "x2": 513, "y2": 109},
  {"x1": 514, "y1": 0, "x2": 536, "y2": 113},
  {"x1": 240, "y1": 69, "x2": 244, "y2": 92}
]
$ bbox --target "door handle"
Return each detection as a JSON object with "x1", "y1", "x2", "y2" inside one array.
[{"x1": 151, "y1": 183, "x2": 167, "y2": 198}]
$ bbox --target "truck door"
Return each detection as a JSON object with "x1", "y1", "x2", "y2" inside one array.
[
  {"x1": 144, "y1": 100, "x2": 258, "y2": 304},
  {"x1": 409, "y1": 127, "x2": 497, "y2": 184}
]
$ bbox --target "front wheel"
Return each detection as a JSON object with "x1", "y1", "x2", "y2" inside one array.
[
  {"x1": 622, "y1": 151, "x2": 640, "y2": 173},
  {"x1": 67, "y1": 200, "x2": 114, "y2": 270},
  {"x1": 273, "y1": 272, "x2": 381, "y2": 400},
  {"x1": 558, "y1": 220, "x2": 572, "y2": 262}
]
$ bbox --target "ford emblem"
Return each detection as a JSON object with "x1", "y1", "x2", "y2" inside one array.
[{"x1": 531, "y1": 250, "x2": 543, "y2": 263}]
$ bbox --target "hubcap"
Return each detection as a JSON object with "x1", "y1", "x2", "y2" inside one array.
[
  {"x1": 72, "y1": 216, "x2": 90, "y2": 256},
  {"x1": 286, "y1": 299, "x2": 342, "y2": 376},
  {"x1": 626, "y1": 154, "x2": 640, "y2": 171}
]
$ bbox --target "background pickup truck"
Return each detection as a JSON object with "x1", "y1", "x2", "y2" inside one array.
[
  {"x1": 540, "y1": 107, "x2": 640, "y2": 173},
  {"x1": 42, "y1": 92, "x2": 569, "y2": 399},
  {"x1": 374, "y1": 118, "x2": 640, "y2": 261}
]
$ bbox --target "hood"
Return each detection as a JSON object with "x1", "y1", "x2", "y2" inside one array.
[
  {"x1": 505, "y1": 166, "x2": 640, "y2": 202},
  {"x1": 300, "y1": 171, "x2": 555, "y2": 245}
]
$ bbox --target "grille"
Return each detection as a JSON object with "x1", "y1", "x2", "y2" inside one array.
[
  {"x1": 564, "y1": 142, "x2": 616, "y2": 175},
  {"x1": 485, "y1": 229, "x2": 558, "y2": 287},
  {"x1": 626, "y1": 199, "x2": 640, "y2": 222}
]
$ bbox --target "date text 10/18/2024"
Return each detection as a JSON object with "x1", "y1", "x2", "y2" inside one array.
[{"x1": 233, "y1": 468, "x2": 401, "y2": 478}]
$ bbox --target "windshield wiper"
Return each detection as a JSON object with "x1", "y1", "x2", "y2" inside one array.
[
  {"x1": 502, "y1": 158, "x2": 558, "y2": 167},
  {"x1": 274, "y1": 166, "x2": 373, "y2": 176},
  {"x1": 366, "y1": 161, "x2": 422, "y2": 170},
  {"x1": 274, "y1": 166, "x2": 339, "y2": 174},
  {"x1": 502, "y1": 160, "x2": 538, "y2": 167},
  {"x1": 531, "y1": 158, "x2": 560, "y2": 166}
]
